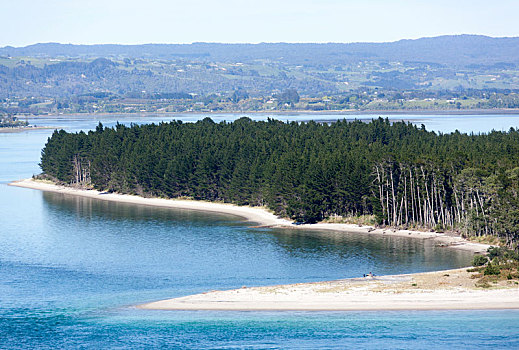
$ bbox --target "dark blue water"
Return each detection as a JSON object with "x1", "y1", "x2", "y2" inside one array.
[{"x1": 1, "y1": 114, "x2": 519, "y2": 348}]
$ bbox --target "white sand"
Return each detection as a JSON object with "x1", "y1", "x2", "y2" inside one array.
[
  {"x1": 10, "y1": 178, "x2": 490, "y2": 254},
  {"x1": 12, "y1": 179, "x2": 511, "y2": 311},
  {"x1": 138, "y1": 268, "x2": 519, "y2": 311},
  {"x1": 9, "y1": 178, "x2": 291, "y2": 226}
]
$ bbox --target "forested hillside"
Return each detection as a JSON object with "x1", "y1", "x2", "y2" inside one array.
[
  {"x1": 40, "y1": 118, "x2": 519, "y2": 248},
  {"x1": 3, "y1": 35, "x2": 519, "y2": 115},
  {"x1": 4, "y1": 35, "x2": 519, "y2": 67}
]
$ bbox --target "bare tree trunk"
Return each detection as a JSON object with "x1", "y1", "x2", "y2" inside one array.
[
  {"x1": 404, "y1": 167, "x2": 408, "y2": 226},
  {"x1": 390, "y1": 168, "x2": 397, "y2": 225},
  {"x1": 410, "y1": 167, "x2": 416, "y2": 224},
  {"x1": 416, "y1": 172, "x2": 423, "y2": 225},
  {"x1": 453, "y1": 184, "x2": 462, "y2": 224},
  {"x1": 421, "y1": 167, "x2": 431, "y2": 227},
  {"x1": 375, "y1": 165, "x2": 385, "y2": 223}
]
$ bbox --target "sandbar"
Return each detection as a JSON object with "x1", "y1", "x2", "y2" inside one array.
[
  {"x1": 11, "y1": 178, "x2": 513, "y2": 311},
  {"x1": 138, "y1": 268, "x2": 519, "y2": 311},
  {"x1": 0, "y1": 126, "x2": 54, "y2": 133}
]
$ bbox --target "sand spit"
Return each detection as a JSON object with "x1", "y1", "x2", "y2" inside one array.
[
  {"x1": 10, "y1": 178, "x2": 490, "y2": 254},
  {"x1": 11, "y1": 178, "x2": 511, "y2": 311},
  {"x1": 138, "y1": 268, "x2": 519, "y2": 311},
  {"x1": 0, "y1": 126, "x2": 54, "y2": 133},
  {"x1": 10, "y1": 178, "x2": 291, "y2": 226}
]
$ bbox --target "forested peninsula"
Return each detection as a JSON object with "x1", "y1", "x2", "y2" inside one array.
[{"x1": 40, "y1": 118, "x2": 519, "y2": 248}]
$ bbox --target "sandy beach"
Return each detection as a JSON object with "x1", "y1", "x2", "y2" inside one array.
[
  {"x1": 10, "y1": 178, "x2": 291, "y2": 227},
  {"x1": 10, "y1": 178, "x2": 490, "y2": 254},
  {"x1": 13, "y1": 178, "x2": 516, "y2": 312},
  {"x1": 138, "y1": 268, "x2": 519, "y2": 311}
]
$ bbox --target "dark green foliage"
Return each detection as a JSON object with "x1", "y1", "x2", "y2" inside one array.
[
  {"x1": 488, "y1": 246, "x2": 504, "y2": 260},
  {"x1": 487, "y1": 246, "x2": 519, "y2": 261},
  {"x1": 484, "y1": 263, "x2": 501, "y2": 276},
  {"x1": 472, "y1": 255, "x2": 488, "y2": 266},
  {"x1": 40, "y1": 118, "x2": 519, "y2": 246}
]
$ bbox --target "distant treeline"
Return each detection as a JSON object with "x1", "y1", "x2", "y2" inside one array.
[{"x1": 40, "y1": 118, "x2": 519, "y2": 248}]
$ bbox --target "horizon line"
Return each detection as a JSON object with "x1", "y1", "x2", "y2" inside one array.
[{"x1": 3, "y1": 34, "x2": 518, "y2": 49}]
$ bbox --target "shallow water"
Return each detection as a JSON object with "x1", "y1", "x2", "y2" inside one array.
[
  {"x1": 1, "y1": 114, "x2": 519, "y2": 348},
  {"x1": 26, "y1": 111, "x2": 519, "y2": 135}
]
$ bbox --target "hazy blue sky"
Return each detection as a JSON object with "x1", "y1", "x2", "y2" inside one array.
[{"x1": 2, "y1": 0, "x2": 519, "y2": 46}]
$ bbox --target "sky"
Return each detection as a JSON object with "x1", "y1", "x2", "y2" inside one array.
[{"x1": 2, "y1": 0, "x2": 519, "y2": 47}]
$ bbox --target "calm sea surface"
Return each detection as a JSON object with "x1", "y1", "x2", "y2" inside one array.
[{"x1": 1, "y1": 113, "x2": 519, "y2": 348}]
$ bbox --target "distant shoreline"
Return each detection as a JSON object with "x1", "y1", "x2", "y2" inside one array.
[
  {"x1": 9, "y1": 178, "x2": 489, "y2": 254},
  {"x1": 0, "y1": 126, "x2": 54, "y2": 133},
  {"x1": 24, "y1": 108, "x2": 519, "y2": 120}
]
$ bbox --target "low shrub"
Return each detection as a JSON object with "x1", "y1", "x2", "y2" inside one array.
[
  {"x1": 472, "y1": 255, "x2": 488, "y2": 266},
  {"x1": 484, "y1": 263, "x2": 500, "y2": 276}
]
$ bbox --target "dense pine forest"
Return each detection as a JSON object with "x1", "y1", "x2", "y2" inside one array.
[{"x1": 40, "y1": 118, "x2": 519, "y2": 248}]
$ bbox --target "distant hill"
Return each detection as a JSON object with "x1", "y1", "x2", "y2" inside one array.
[
  {"x1": 2, "y1": 35, "x2": 519, "y2": 104},
  {"x1": 2, "y1": 35, "x2": 519, "y2": 67}
]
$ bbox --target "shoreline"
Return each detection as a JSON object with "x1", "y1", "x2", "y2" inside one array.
[
  {"x1": 137, "y1": 268, "x2": 519, "y2": 311},
  {"x1": 24, "y1": 108, "x2": 519, "y2": 119},
  {"x1": 11, "y1": 178, "x2": 514, "y2": 312},
  {"x1": 0, "y1": 126, "x2": 55, "y2": 133},
  {"x1": 9, "y1": 178, "x2": 489, "y2": 254},
  {"x1": 9, "y1": 178, "x2": 291, "y2": 227}
]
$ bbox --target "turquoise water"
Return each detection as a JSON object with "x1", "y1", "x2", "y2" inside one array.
[{"x1": 1, "y1": 114, "x2": 519, "y2": 348}]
